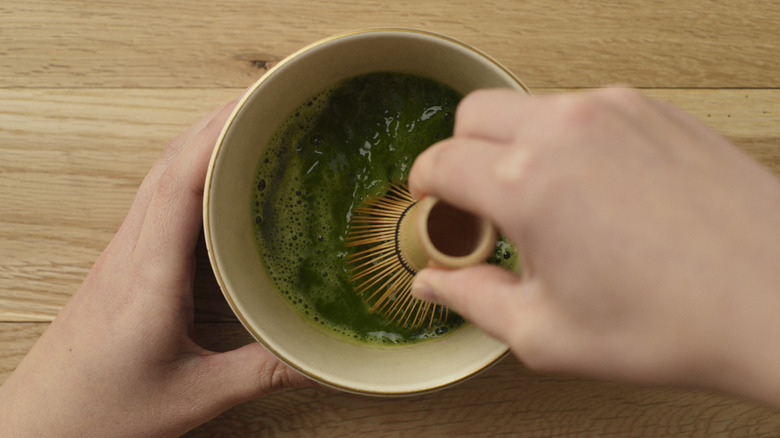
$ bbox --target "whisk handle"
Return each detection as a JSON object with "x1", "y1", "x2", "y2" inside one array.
[{"x1": 402, "y1": 196, "x2": 497, "y2": 270}]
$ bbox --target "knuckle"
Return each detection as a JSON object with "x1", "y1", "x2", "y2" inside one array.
[
  {"x1": 556, "y1": 92, "x2": 607, "y2": 129},
  {"x1": 456, "y1": 89, "x2": 491, "y2": 121},
  {"x1": 453, "y1": 89, "x2": 505, "y2": 134},
  {"x1": 492, "y1": 148, "x2": 532, "y2": 185},
  {"x1": 549, "y1": 87, "x2": 644, "y2": 132},
  {"x1": 409, "y1": 141, "x2": 445, "y2": 193},
  {"x1": 509, "y1": 327, "x2": 563, "y2": 374},
  {"x1": 590, "y1": 87, "x2": 650, "y2": 119},
  {"x1": 154, "y1": 164, "x2": 186, "y2": 203},
  {"x1": 160, "y1": 137, "x2": 184, "y2": 165},
  {"x1": 489, "y1": 147, "x2": 546, "y2": 221},
  {"x1": 202, "y1": 109, "x2": 230, "y2": 139},
  {"x1": 596, "y1": 85, "x2": 645, "y2": 105}
]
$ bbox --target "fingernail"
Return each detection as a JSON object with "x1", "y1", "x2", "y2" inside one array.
[{"x1": 411, "y1": 281, "x2": 439, "y2": 304}]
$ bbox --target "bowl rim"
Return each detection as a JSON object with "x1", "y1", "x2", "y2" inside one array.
[{"x1": 203, "y1": 27, "x2": 526, "y2": 396}]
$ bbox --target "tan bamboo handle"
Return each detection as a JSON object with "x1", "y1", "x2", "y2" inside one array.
[{"x1": 397, "y1": 196, "x2": 497, "y2": 271}]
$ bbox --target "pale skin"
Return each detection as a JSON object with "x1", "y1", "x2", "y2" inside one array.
[
  {"x1": 3, "y1": 87, "x2": 780, "y2": 436},
  {"x1": 410, "y1": 87, "x2": 780, "y2": 409},
  {"x1": 0, "y1": 99, "x2": 311, "y2": 437}
]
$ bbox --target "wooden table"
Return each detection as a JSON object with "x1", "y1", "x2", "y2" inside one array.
[{"x1": 2, "y1": 1, "x2": 780, "y2": 436}]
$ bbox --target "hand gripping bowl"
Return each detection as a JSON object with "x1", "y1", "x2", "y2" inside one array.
[{"x1": 204, "y1": 28, "x2": 528, "y2": 395}]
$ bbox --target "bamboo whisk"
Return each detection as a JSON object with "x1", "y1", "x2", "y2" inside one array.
[{"x1": 345, "y1": 182, "x2": 497, "y2": 329}]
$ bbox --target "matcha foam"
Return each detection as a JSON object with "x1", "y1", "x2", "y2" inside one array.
[{"x1": 251, "y1": 72, "x2": 518, "y2": 345}]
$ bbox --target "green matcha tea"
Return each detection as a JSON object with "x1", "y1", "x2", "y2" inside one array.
[{"x1": 251, "y1": 72, "x2": 518, "y2": 345}]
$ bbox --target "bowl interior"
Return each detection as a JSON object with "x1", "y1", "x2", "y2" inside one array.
[{"x1": 205, "y1": 29, "x2": 527, "y2": 395}]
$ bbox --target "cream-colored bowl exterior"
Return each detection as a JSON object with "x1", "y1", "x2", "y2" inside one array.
[{"x1": 204, "y1": 28, "x2": 528, "y2": 395}]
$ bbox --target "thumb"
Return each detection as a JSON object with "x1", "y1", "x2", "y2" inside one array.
[
  {"x1": 198, "y1": 343, "x2": 313, "y2": 412},
  {"x1": 411, "y1": 264, "x2": 532, "y2": 343}
]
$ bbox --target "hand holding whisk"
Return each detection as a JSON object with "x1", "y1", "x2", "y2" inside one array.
[{"x1": 345, "y1": 182, "x2": 497, "y2": 329}]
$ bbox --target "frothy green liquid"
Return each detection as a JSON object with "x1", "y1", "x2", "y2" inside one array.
[{"x1": 251, "y1": 72, "x2": 518, "y2": 345}]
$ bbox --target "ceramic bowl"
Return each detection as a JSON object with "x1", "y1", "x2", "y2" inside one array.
[{"x1": 204, "y1": 28, "x2": 528, "y2": 395}]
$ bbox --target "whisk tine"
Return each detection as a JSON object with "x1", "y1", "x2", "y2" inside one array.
[
  {"x1": 384, "y1": 280, "x2": 417, "y2": 322},
  {"x1": 346, "y1": 223, "x2": 396, "y2": 231},
  {"x1": 345, "y1": 236, "x2": 392, "y2": 246},
  {"x1": 345, "y1": 182, "x2": 451, "y2": 329},
  {"x1": 372, "y1": 273, "x2": 413, "y2": 314},
  {"x1": 346, "y1": 244, "x2": 395, "y2": 264},
  {"x1": 367, "y1": 269, "x2": 412, "y2": 312},
  {"x1": 349, "y1": 254, "x2": 398, "y2": 284},
  {"x1": 345, "y1": 230, "x2": 394, "y2": 242},
  {"x1": 394, "y1": 293, "x2": 422, "y2": 328},
  {"x1": 350, "y1": 213, "x2": 402, "y2": 221},
  {"x1": 406, "y1": 299, "x2": 428, "y2": 328}
]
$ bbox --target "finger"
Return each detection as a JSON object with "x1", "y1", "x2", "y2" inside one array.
[
  {"x1": 132, "y1": 101, "x2": 237, "y2": 276},
  {"x1": 117, "y1": 100, "x2": 239, "y2": 248},
  {"x1": 409, "y1": 136, "x2": 527, "y2": 227},
  {"x1": 200, "y1": 343, "x2": 313, "y2": 410},
  {"x1": 454, "y1": 89, "x2": 531, "y2": 142},
  {"x1": 411, "y1": 264, "x2": 536, "y2": 345},
  {"x1": 411, "y1": 266, "x2": 601, "y2": 375}
]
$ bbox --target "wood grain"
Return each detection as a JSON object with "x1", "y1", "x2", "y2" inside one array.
[
  {"x1": 2, "y1": 87, "x2": 779, "y2": 435},
  {"x1": 1, "y1": 1, "x2": 779, "y2": 89},
  {"x1": 185, "y1": 367, "x2": 780, "y2": 437},
  {"x1": 2, "y1": 88, "x2": 778, "y2": 322},
  {"x1": 3, "y1": 1, "x2": 780, "y2": 435},
  {"x1": 2, "y1": 323, "x2": 779, "y2": 437},
  {"x1": 0, "y1": 88, "x2": 236, "y2": 321}
]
